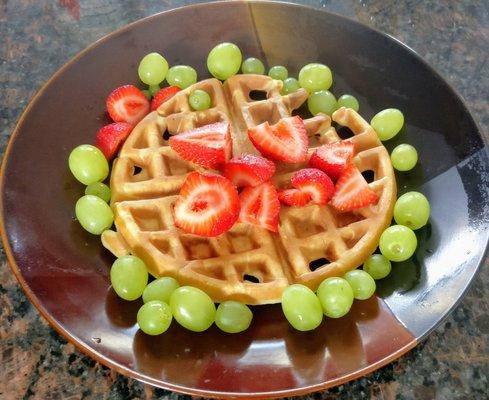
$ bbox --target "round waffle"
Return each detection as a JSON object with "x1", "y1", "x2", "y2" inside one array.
[{"x1": 102, "y1": 75, "x2": 396, "y2": 305}]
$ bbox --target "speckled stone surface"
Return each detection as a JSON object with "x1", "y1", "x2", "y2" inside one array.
[{"x1": 1, "y1": 1, "x2": 488, "y2": 399}]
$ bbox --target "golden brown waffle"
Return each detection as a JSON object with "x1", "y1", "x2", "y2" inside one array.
[{"x1": 103, "y1": 74, "x2": 396, "y2": 304}]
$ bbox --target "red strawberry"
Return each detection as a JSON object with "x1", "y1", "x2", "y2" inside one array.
[
  {"x1": 239, "y1": 182, "x2": 280, "y2": 232},
  {"x1": 106, "y1": 85, "x2": 150, "y2": 125},
  {"x1": 95, "y1": 122, "x2": 133, "y2": 160},
  {"x1": 169, "y1": 122, "x2": 232, "y2": 169},
  {"x1": 309, "y1": 141, "x2": 355, "y2": 181},
  {"x1": 278, "y1": 189, "x2": 311, "y2": 206},
  {"x1": 151, "y1": 86, "x2": 181, "y2": 111},
  {"x1": 173, "y1": 172, "x2": 240, "y2": 237},
  {"x1": 223, "y1": 154, "x2": 276, "y2": 187},
  {"x1": 330, "y1": 164, "x2": 379, "y2": 211},
  {"x1": 248, "y1": 116, "x2": 308, "y2": 163},
  {"x1": 290, "y1": 168, "x2": 335, "y2": 205}
]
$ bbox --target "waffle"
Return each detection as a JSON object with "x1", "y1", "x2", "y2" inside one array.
[{"x1": 103, "y1": 75, "x2": 396, "y2": 305}]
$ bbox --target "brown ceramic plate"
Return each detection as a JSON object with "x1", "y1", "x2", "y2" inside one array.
[{"x1": 1, "y1": 1, "x2": 488, "y2": 398}]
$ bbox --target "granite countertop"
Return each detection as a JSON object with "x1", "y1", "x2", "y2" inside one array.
[{"x1": 1, "y1": 1, "x2": 488, "y2": 399}]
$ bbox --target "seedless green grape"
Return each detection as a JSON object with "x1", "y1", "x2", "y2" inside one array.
[
  {"x1": 394, "y1": 192, "x2": 430, "y2": 230},
  {"x1": 142, "y1": 89, "x2": 151, "y2": 100},
  {"x1": 142, "y1": 277, "x2": 180, "y2": 304},
  {"x1": 282, "y1": 77, "x2": 301, "y2": 95},
  {"x1": 149, "y1": 84, "x2": 160, "y2": 96},
  {"x1": 137, "y1": 300, "x2": 172, "y2": 335},
  {"x1": 189, "y1": 89, "x2": 211, "y2": 111},
  {"x1": 138, "y1": 52, "x2": 169, "y2": 85},
  {"x1": 68, "y1": 144, "x2": 109, "y2": 185},
  {"x1": 215, "y1": 301, "x2": 253, "y2": 333},
  {"x1": 110, "y1": 255, "x2": 148, "y2": 301},
  {"x1": 207, "y1": 42, "x2": 242, "y2": 80},
  {"x1": 391, "y1": 144, "x2": 418, "y2": 171},
  {"x1": 363, "y1": 254, "x2": 392, "y2": 280},
  {"x1": 337, "y1": 94, "x2": 359, "y2": 112},
  {"x1": 241, "y1": 57, "x2": 265, "y2": 75},
  {"x1": 317, "y1": 277, "x2": 354, "y2": 318},
  {"x1": 371, "y1": 108, "x2": 404, "y2": 141},
  {"x1": 75, "y1": 195, "x2": 113, "y2": 235},
  {"x1": 307, "y1": 90, "x2": 337, "y2": 116},
  {"x1": 298, "y1": 63, "x2": 333, "y2": 92},
  {"x1": 170, "y1": 286, "x2": 216, "y2": 332},
  {"x1": 166, "y1": 65, "x2": 197, "y2": 89},
  {"x1": 344, "y1": 269, "x2": 376, "y2": 300},
  {"x1": 85, "y1": 182, "x2": 111, "y2": 203},
  {"x1": 281, "y1": 284, "x2": 323, "y2": 331},
  {"x1": 379, "y1": 225, "x2": 417, "y2": 262},
  {"x1": 268, "y1": 65, "x2": 288, "y2": 81}
]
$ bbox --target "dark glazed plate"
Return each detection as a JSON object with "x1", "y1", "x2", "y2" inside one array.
[{"x1": 1, "y1": 1, "x2": 488, "y2": 398}]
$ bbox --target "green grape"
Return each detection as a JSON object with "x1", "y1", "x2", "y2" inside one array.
[
  {"x1": 379, "y1": 225, "x2": 417, "y2": 262},
  {"x1": 298, "y1": 63, "x2": 333, "y2": 92},
  {"x1": 138, "y1": 52, "x2": 169, "y2": 85},
  {"x1": 215, "y1": 301, "x2": 253, "y2": 333},
  {"x1": 268, "y1": 65, "x2": 288, "y2": 81},
  {"x1": 391, "y1": 144, "x2": 418, "y2": 171},
  {"x1": 371, "y1": 108, "x2": 404, "y2": 141},
  {"x1": 166, "y1": 65, "x2": 197, "y2": 89},
  {"x1": 170, "y1": 286, "x2": 216, "y2": 332},
  {"x1": 142, "y1": 277, "x2": 180, "y2": 304},
  {"x1": 142, "y1": 89, "x2": 151, "y2": 100},
  {"x1": 75, "y1": 195, "x2": 113, "y2": 235},
  {"x1": 282, "y1": 77, "x2": 301, "y2": 95},
  {"x1": 85, "y1": 182, "x2": 111, "y2": 203},
  {"x1": 363, "y1": 254, "x2": 392, "y2": 280},
  {"x1": 137, "y1": 300, "x2": 172, "y2": 335},
  {"x1": 394, "y1": 192, "x2": 430, "y2": 230},
  {"x1": 189, "y1": 89, "x2": 212, "y2": 111},
  {"x1": 307, "y1": 90, "x2": 338, "y2": 116},
  {"x1": 149, "y1": 84, "x2": 160, "y2": 96},
  {"x1": 241, "y1": 57, "x2": 265, "y2": 74},
  {"x1": 337, "y1": 94, "x2": 360, "y2": 112},
  {"x1": 317, "y1": 277, "x2": 354, "y2": 318},
  {"x1": 68, "y1": 144, "x2": 109, "y2": 185},
  {"x1": 207, "y1": 42, "x2": 242, "y2": 80},
  {"x1": 281, "y1": 284, "x2": 323, "y2": 331},
  {"x1": 344, "y1": 269, "x2": 376, "y2": 300},
  {"x1": 110, "y1": 255, "x2": 148, "y2": 301}
]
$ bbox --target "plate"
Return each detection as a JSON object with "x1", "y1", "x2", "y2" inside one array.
[{"x1": 1, "y1": 1, "x2": 488, "y2": 398}]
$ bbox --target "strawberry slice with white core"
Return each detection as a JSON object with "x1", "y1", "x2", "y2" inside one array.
[
  {"x1": 169, "y1": 122, "x2": 232, "y2": 169},
  {"x1": 248, "y1": 116, "x2": 308, "y2": 163},
  {"x1": 223, "y1": 154, "x2": 276, "y2": 187},
  {"x1": 309, "y1": 140, "x2": 355, "y2": 181},
  {"x1": 330, "y1": 164, "x2": 379, "y2": 211},
  {"x1": 174, "y1": 172, "x2": 240, "y2": 237},
  {"x1": 278, "y1": 189, "x2": 311, "y2": 207},
  {"x1": 239, "y1": 182, "x2": 280, "y2": 232},
  {"x1": 290, "y1": 168, "x2": 335, "y2": 205},
  {"x1": 106, "y1": 85, "x2": 150, "y2": 125}
]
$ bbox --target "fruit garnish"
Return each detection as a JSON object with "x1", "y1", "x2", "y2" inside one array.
[
  {"x1": 330, "y1": 163, "x2": 379, "y2": 211},
  {"x1": 189, "y1": 89, "x2": 212, "y2": 111},
  {"x1": 298, "y1": 63, "x2": 333, "y2": 92},
  {"x1": 278, "y1": 189, "x2": 311, "y2": 206},
  {"x1": 307, "y1": 90, "x2": 337, "y2": 116},
  {"x1": 207, "y1": 42, "x2": 242, "y2": 81},
  {"x1": 95, "y1": 122, "x2": 133, "y2": 160},
  {"x1": 106, "y1": 85, "x2": 150, "y2": 125},
  {"x1": 166, "y1": 65, "x2": 198, "y2": 89},
  {"x1": 241, "y1": 57, "x2": 265, "y2": 75},
  {"x1": 379, "y1": 225, "x2": 417, "y2": 262},
  {"x1": 268, "y1": 65, "x2": 288, "y2": 81},
  {"x1": 138, "y1": 52, "x2": 169, "y2": 86},
  {"x1": 309, "y1": 140, "x2": 355, "y2": 181},
  {"x1": 151, "y1": 86, "x2": 181, "y2": 111},
  {"x1": 169, "y1": 122, "x2": 232, "y2": 169},
  {"x1": 248, "y1": 116, "x2": 308, "y2": 163},
  {"x1": 239, "y1": 182, "x2": 280, "y2": 232},
  {"x1": 370, "y1": 108, "x2": 404, "y2": 141},
  {"x1": 223, "y1": 154, "x2": 275, "y2": 187},
  {"x1": 68, "y1": 144, "x2": 109, "y2": 185},
  {"x1": 173, "y1": 171, "x2": 240, "y2": 237},
  {"x1": 290, "y1": 168, "x2": 334, "y2": 205}
]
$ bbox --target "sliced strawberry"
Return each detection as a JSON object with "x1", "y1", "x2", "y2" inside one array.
[
  {"x1": 151, "y1": 86, "x2": 181, "y2": 111},
  {"x1": 169, "y1": 122, "x2": 232, "y2": 169},
  {"x1": 278, "y1": 189, "x2": 311, "y2": 207},
  {"x1": 95, "y1": 122, "x2": 133, "y2": 160},
  {"x1": 173, "y1": 172, "x2": 240, "y2": 237},
  {"x1": 309, "y1": 141, "x2": 355, "y2": 181},
  {"x1": 290, "y1": 168, "x2": 335, "y2": 205},
  {"x1": 248, "y1": 116, "x2": 308, "y2": 163},
  {"x1": 330, "y1": 164, "x2": 379, "y2": 211},
  {"x1": 223, "y1": 154, "x2": 276, "y2": 187},
  {"x1": 239, "y1": 182, "x2": 280, "y2": 232},
  {"x1": 106, "y1": 85, "x2": 150, "y2": 125}
]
